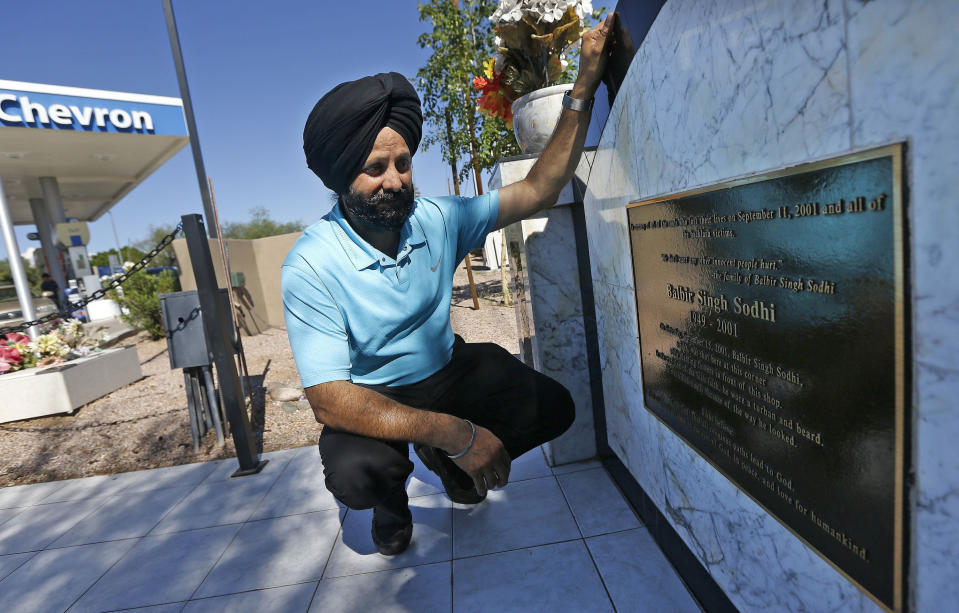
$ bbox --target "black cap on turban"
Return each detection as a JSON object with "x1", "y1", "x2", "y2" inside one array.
[{"x1": 303, "y1": 72, "x2": 422, "y2": 195}]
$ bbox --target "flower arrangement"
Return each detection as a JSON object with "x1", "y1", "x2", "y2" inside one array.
[
  {"x1": 0, "y1": 321, "x2": 101, "y2": 375},
  {"x1": 474, "y1": 0, "x2": 594, "y2": 122}
]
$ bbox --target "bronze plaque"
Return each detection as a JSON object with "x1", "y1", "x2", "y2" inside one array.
[{"x1": 627, "y1": 145, "x2": 907, "y2": 612}]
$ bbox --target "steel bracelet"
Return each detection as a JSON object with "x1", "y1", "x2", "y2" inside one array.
[{"x1": 447, "y1": 419, "x2": 476, "y2": 459}]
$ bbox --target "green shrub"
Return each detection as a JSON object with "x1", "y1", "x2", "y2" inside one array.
[{"x1": 107, "y1": 270, "x2": 180, "y2": 340}]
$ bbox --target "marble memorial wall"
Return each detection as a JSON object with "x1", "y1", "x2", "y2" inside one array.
[{"x1": 583, "y1": 0, "x2": 956, "y2": 611}]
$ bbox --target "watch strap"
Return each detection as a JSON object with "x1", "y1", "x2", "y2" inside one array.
[{"x1": 562, "y1": 91, "x2": 593, "y2": 112}]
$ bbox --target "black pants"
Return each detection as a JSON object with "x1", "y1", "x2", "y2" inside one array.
[{"x1": 318, "y1": 337, "x2": 575, "y2": 512}]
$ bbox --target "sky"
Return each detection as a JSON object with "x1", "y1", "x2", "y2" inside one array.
[{"x1": 0, "y1": 0, "x2": 474, "y2": 259}]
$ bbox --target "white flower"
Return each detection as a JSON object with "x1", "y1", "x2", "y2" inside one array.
[
  {"x1": 122, "y1": 261, "x2": 134, "y2": 270},
  {"x1": 491, "y1": 0, "x2": 524, "y2": 24},
  {"x1": 491, "y1": 1, "x2": 593, "y2": 25}
]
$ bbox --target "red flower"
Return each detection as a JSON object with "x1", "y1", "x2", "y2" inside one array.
[
  {"x1": 4, "y1": 333, "x2": 30, "y2": 346},
  {"x1": 0, "y1": 345, "x2": 22, "y2": 365},
  {"x1": 473, "y1": 66, "x2": 513, "y2": 127}
]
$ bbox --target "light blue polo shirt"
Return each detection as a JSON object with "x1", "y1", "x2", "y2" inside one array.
[{"x1": 281, "y1": 191, "x2": 499, "y2": 388}]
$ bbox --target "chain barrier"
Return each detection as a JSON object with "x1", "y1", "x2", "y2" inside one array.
[{"x1": 0, "y1": 222, "x2": 183, "y2": 336}]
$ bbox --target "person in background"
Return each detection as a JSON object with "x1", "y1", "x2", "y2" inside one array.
[{"x1": 40, "y1": 272, "x2": 61, "y2": 311}]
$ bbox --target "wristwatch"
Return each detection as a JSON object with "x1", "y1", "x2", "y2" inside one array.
[{"x1": 562, "y1": 91, "x2": 594, "y2": 113}]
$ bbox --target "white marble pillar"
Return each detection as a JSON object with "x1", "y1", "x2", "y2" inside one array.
[{"x1": 490, "y1": 151, "x2": 598, "y2": 465}]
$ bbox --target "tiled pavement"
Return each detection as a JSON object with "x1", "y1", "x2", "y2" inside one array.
[{"x1": 0, "y1": 445, "x2": 701, "y2": 612}]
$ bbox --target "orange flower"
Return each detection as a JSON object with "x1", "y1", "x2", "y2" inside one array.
[{"x1": 473, "y1": 58, "x2": 514, "y2": 127}]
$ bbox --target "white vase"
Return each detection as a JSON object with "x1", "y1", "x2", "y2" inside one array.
[{"x1": 510, "y1": 83, "x2": 574, "y2": 154}]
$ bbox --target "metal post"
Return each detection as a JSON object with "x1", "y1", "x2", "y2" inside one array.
[
  {"x1": 0, "y1": 178, "x2": 38, "y2": 338},
  {"x1": 181, "y1": 213, "x2": 265, "y2": 475},
  {"x1": 107, "y1": 210, "x2": 125, "y2": 265},
  {"x1": 162, "y1": 0, "x2": 219, "y2": 239},
  {"x1": 201, "y1": 364, "x2": 225, "y2": 446},
  {"x1": 183, "y1": 369, "x2": 201, "y2": 452}
]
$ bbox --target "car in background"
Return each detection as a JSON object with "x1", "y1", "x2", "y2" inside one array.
[{"x1": 0, "y1": 284, "x2": 58, "y2": 330}]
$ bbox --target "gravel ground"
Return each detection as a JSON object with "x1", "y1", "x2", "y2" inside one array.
[{"x1": 0, "y1": 253, "x2": 515, "y2": 487}]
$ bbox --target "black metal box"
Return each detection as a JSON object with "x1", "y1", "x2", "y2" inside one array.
[{"x1": 160, "y1": 289, "x2": 232, "y2": 369}]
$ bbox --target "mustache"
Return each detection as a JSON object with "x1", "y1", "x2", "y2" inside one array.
[{"x1": 366, "y1": 184, "x2": 413, "y2": 205}]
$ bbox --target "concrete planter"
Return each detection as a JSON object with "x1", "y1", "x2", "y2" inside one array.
[{"x1": 0, "y1": 345, "x2": 142, "y2": 423}]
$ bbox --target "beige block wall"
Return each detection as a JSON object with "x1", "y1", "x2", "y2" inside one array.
[{"x1": 171, "y1": 232, "x2": 301, "y2": 333}]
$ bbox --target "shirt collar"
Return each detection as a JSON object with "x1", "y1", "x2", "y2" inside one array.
[{"x1": 328, "y1": 200, "x2": 427, "y2": 270}]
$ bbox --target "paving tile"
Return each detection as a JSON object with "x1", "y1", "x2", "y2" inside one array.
[
  {"x1": 251, "y1": 452, "x2": 339, "y2": 520},
  {"x1": 311, "y1": 562, "x2": 450, "y2": 613},
  {"x1": 184, "y1": 582, "x2": 316, "y2": 613},
  {"x1": 453, "y1": 540, "x2": 613, "y2": 613},
  {"x1": 557, "y1": 467, "x2": 641, "y2": 537},
  {"x1": 324, "y1": 493, "x2": 451, "y2": 578},
  {"x1": 0, "y1": 480, "x2": 66, "y2": 509},
  {"x1": 69, "y1": 524, "x2": 240, "y2": 613},
  {"x1": 194, "y1": 510, "x2": 341, "y2": 598},
  {"x1": 0, "y1": 497, "x2": 106, "y2": 555},
  {"x1": 201, "y1": 451, "x2": 294, "y2": 485},
  {"x1": 261, "y1": 445, "x2": 315, "y2": 463},
  {"x1": 114, "y1": 603, "x2": 185, "y2": 612},
  {"x1": 452, "y1": 476, "x2": 580, "y2": 558},
  {"x1": 150, "y1": 472, "x2": 278, "y2": 534},
  {"x1": 587, "y1": 528, "x2": 701, "y2": 613},
  {"x1": 0, "y1": 506, "x2": 24, "y2": 527},
  {"x1": 110, "y1": 461, "x2": 219, "y2": 495},
  {"x1": 0, "y1": 539, "x2": 137, "y2": 613},
  {"x1": 51, "y1": 485, "x2": 195, "y2": 548},
  {"x1": 0, "y1": 551, "x2": 34, "y2": 582},
  {"x1": 41, "y1": 473, "x2": 134, "y2": 504},
  {"x1": 507, "y1": 446, "x2": 553, "y2": 482},
  {"x1": 550, "y1": 458, "x2": 603, "y2": 475}
]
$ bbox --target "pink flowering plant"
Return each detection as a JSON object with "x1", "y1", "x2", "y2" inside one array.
[
  {"x1": 0, "y1": 321, "x2": 101, "y2": 375},
  {"x1": 0, "y1": 333, "x2": 34, "y2": 373}
]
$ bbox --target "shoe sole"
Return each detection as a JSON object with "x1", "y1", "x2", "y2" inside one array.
[{"x1": 415, "y1": 445, "x2": 486, "y2": 504}]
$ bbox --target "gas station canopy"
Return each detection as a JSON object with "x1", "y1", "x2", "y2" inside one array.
[{"x1": 0, "y1": 79, "x2": 189, "y2": 225}]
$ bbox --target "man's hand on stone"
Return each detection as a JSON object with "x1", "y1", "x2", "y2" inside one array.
[
  {"x1": 451, "y1": 424, "x2": 511, "y2": 497},
  {"x1": 574, "y1": 12, "x2": 616, "y2": 100}
]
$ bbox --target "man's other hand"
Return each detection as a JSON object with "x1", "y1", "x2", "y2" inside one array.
[
  {"x1": 574, "y1": 13, "x2": 616, "y2": 99},
  {"x1": 451, "y1": 424, "x2": 512, "y2": 497}
]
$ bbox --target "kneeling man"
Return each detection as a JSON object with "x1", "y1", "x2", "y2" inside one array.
[{"x1": 282, "y1": 16, "x2": 614, "y2": 555}]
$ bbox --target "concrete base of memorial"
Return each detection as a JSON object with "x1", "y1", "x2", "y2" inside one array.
[
  {"x1": 0, "y1": 345, "x2": 142, "y2": 423},
  {"x1": 491, "y1": 152, "x2": 597, "y2": 466}
]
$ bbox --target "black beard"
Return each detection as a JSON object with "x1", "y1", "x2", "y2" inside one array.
[{"x1": 340, "y1": 183, "x2": 415, "y2": 232}]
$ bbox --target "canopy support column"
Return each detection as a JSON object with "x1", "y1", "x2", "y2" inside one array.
[
  {"x1": 0, "y1": 178, "x2": 38, "y2": 339},
  {"x1": 29, "y1": 197, "x2": 67, "y2": 309},
  {"x1": 40, "y1": 176, "x2": 67, "y2": 224}
]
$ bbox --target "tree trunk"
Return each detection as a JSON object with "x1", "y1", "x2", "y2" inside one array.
[
  {"x1": 446, "y1": 108, "x2": 480, "y2": 310},
  {"x1": 455, "y1": 0, "x2": 512, "y2": 307}
]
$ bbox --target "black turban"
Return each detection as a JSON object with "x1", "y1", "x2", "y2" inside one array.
[{"x1": 303, "y1": 72, "x2": 422, "y2": 195}]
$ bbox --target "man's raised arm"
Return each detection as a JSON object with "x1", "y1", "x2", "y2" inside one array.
[{"x1": 495, "y1": 13, "x2": 616, "y2": 231}]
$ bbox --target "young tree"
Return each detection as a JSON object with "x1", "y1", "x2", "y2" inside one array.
[
  {"x1": 135, "y1": 224, "x2": 180, "y2": 268},
  {"x1": 221, "y1": 206, "x2": 304, "y2": 240},
  {"x1": 417, "y1": 0, "x2": 519, "y2": 305}
]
